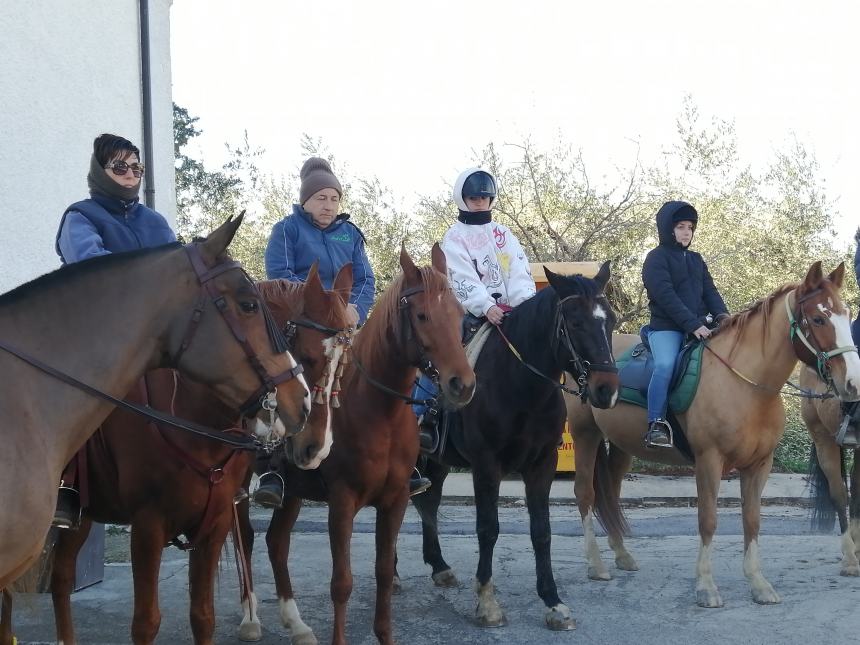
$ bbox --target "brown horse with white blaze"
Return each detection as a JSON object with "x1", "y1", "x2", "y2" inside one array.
[
  {"x1": 234, "y1": 244, "x2": 476, "y2": 645},
  {"x1": 46, "y1": 264, "x2": 350, "y2": 645},
  {"x1": 0, "y1": 216, "x2": 310, "y2": 639},
  {"x1": 800, "y1": 366, "x2": 860, "y2": 576},
  {"x1": 568, "y1": 261, "x2": 860, "y2": 608}
]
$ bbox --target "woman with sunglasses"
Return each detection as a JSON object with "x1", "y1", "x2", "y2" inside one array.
[
  {"x1": 51, "y1": 133, "x2": 175, "y2": 529},
  {"x1": 55, "y1": 133, "x2": 175, "y2": 265}
]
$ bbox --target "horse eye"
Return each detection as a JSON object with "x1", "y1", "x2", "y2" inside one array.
[
  {"x1": 240, "y1": 301, "x2": 259, "y2": 314},
  {"x1": 417, "y1": 313, "x2": 428, "y2": 322},
  {"x1": 812, "y1": 316, "x2": 826, "y2": 326}
]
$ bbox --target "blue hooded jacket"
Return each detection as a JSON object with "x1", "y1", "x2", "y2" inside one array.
[
  {"x1": 264, "y1": 205, "x2": 376, "y2": 323},
  {"x1": 642, "y1": 201, "x2": 728, "y2": 333},
  {"x1": 56, "y1": 194, "x2": 176, "y2": 264},
  {"x1": 853, "y1": 237, "x2": 860, "y2": 344}
]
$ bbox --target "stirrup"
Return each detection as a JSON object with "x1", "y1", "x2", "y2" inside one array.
[
  {"x1": 409, "y1": 468, "x2": 432, "y2": 497},
  {"x1": 53, "y1": 485, "x2": 82, "y2": 530},
  {"x1": 252, "y1": 472, "x2": 285, "y2": 509},
  {"x1": 645, "y1": 419, "x2": 674, "y2": 449},
  {"x1": 418, "y1": 412, "x2": 440, "y2": 454},
  {"x1": 836, "y1": 415, "x2": 860, "y2": 448}
]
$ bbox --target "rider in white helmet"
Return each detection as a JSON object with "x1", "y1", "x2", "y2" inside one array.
[{"x1": 413, "y1": 168, "x2": 535, "y2": 466}]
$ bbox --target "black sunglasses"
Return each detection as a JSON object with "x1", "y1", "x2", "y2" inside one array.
[{"x1": 106, "y1": 160, "x2": 145, "y2": 178}]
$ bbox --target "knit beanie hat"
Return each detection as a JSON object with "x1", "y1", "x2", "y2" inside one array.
[
  {"x1": 87, "y1": 153, "x2": 140, "y2": 201},
  {"x1": 299, "y1": 157, "x2": 342, "y2": 206}
]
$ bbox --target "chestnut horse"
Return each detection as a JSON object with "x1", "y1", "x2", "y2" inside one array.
[
  {"x1": 234, "y1": 245, "x2": 476, "y2": 645},
  {"x1": 0, "y1": 216, "x2": 309, "y2": 592},
  {"x1": 47, "y1": 264, "x2": 351, "y2": 645},
  {"x1": 568, "y1": 261, "x2": 860, "y2": 608},
  {"x1": 410, "y1": 264, "x2": 619, "y2": 632},
  {"x1": 800, "y1": 366, "x2": 860, "y2": 576}
]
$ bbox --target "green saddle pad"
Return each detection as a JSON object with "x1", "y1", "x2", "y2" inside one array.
[{"x1": 615, "y1": 341, "x2": 705, "y2": 413}]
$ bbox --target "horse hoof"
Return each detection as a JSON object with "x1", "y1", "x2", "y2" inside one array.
[
  {"x1": 475, "y1": 613, "x2": 508, "y2": 628},
  {"x1": 238, "y1": 620, "x2": 262, "y2": 642},
  {"x1": 615, "y1": 555, "x2": 639, "y2": 571},
  {"x1": 587, "y1": 566, "x2": 611, "y2": 581},
  {"x1": 292, "y1": 631, "x2": 319, "y2": 645},
  {"x1": 752, "y1": 588, "x2": 781, "y2": 605},
  {"x1": 545, "y1": 604, "x2": 576, "y2": 631},
  {"x1": 432, "y1": 569, "x2": 459, "y2": 588},
  {"x1": 840, "y1": 564, "x2": 860, "y2": 577},
  {"x1": 696, "y1": 589, "x2": 724, "y2": 608}
]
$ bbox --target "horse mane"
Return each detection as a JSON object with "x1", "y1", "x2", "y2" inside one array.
[
  {"x1": 0, "y1": 242, "x2": 183, "y2": 307},
  {"x1": 711, "y1": 282, "x2": 797, "y2": 355},
  {"x1": 256, "y1": 279, "x2": 306, "y2": 325},
  {"x1": 354, "y1": 265, "x2": 452, "y2": 368}
]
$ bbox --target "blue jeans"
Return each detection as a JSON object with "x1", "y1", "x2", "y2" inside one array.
[
  {"x1": 412, "y1": 373, "x2": 438, "y2": 419},
  {"x1": 646, "y1": 329, "x2": 684, "y2": 423}
]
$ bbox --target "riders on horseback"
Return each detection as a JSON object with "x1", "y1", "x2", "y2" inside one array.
[
  {"x1": 413, "y1": 168, "x2": 535, "y2": 455},
  {"x1": 52, "y1": 133, "x2": 177, "y2": 528},
  {"x1": 641, "y1": 201, "x2": 729, "y2": 449},
  {"x1": 837, "y1": 227, "x2": 860, "y2": 447}
]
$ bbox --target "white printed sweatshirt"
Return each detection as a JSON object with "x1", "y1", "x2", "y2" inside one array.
[{"x1": 440, "y1": 220, "x2": 535, "y2": 317}]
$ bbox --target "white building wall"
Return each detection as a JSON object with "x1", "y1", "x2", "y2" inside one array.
[{"x1": 0, "y1": 0, "x2": 175, "y2": 293}]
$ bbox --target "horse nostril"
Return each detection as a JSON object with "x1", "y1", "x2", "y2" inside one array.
[
  {"x1": 448, "y1": 376, "x2": 463, "y2": 396},
  {"x1": 304, "y1": 443, "x2": 319, "y2": 462}
]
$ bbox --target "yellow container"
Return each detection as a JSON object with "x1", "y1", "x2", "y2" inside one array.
[{"x1": 530, "y1": 261, "x2": 601, "y2": 474}]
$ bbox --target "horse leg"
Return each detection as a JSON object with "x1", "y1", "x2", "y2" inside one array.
[
  {"x1": 129, "y1": 519, "x2": 166, "y2": 644},
  {"x1": 848, "y1": 448, "x2": 860, "y2": 573},
  {"x1": 813, "y1": 436, "x2": 858, "y2": 576},
  {"x1": 0, "y1": 588, "x2": 12, "y2": 645},
  {"x1": 411, "y1": 460, "x2": 457, "y2": 587},
  {"x1": 740, "y1": 456, "x2": 781, "y2": 604},
  {"x1": 472, "y1": 468, "x2": 506, "y2": 627},
  {"x1": 329, "y1": 495, "x2": 357, "y2": 645},
  {"x1": 606, "y1": 443, "x2": 638, "y2": 571},
  {"x1": 234, "y1": 496, "x2": 265, "y2": 642},
  {"x1": 267, "y1": 498, "x2": 317, "y2": 645},
  {"x1": 51, "y1": 517, "x2": 94, "y2": 644},
  {"x1": 188, "y1": 536, "x2": 224, "y2": 645},
  {"x1": 573, "y1": 430, "x2": 611, "y2": 581},
  {"x1": 523, "y1": 449, "x2": 574, "y2": 631},
  {"x1": 373, "y1": 496, "x2": 409, "y2": 645},
  {"x1": 694, "y1": 452, "x2": 724, "y2": 608}
]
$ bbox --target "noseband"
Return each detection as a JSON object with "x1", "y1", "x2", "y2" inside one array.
[
  {"x1": 555, "y1": 294, "x2": 618, "y2": 399},
  {"x1": 786, "y1": 288, "x2": 858, "y2": 391},
  {"x1": 174, "y1": 243, "x2": 305, "y2": 418}
]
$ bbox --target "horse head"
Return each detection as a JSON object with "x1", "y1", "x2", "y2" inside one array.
[
  {"x1": 545, "y1": 261, "x2": 619, "y2": 409},
  {"x1": 792, "y1": 261, "x2": 860, "y2": 401},
  {"x1": 282, "y1": 262, "x2": 352, "y2": 469},
  {"x1": 167, "y1": 215, "x2": 311, "y2": 437},
  {"x1": 398, "y1": 244, "x2": 476, "y2": 409}
]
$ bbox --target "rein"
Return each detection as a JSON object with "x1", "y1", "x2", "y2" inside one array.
[
  {"x1": 701, "y1": 288, "x2": 857, "y2": 399},
  {"x1": 496, "y1": 293, "x2": 618, "y2": 401}
]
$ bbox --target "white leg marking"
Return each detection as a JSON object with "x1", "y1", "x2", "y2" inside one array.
[
  {"x1": 583, "y1": 509, "x2": 610, "y2": 580},
  {"x1": 743, "y1": 539, "x2": 780, "y2": 604},
  {"x1": 695, "y1": 539, "x2": 723, "y2": 607},
  {"x1": 238, "y1": 591, "x2": 263, "y2": 642}
]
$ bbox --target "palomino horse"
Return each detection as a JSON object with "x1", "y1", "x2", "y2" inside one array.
[
  {"x1": 47, "y1": 264, "x2": 351, "y2": 645},
  {"x1": 568, "y1": 261, "x2": 860, "y2": 608},
  {"x1": 0, "y1": 217, "x2": 309, "y2": 623},
  {"x1": 800, "y1": 366, "x2": 860, "y2": 576},
  {"x1": 410, "y1": 264, "x2": 619, "y2": 631},
  {"x1": 234, "y1": 245, "x2": 476, "y2": 645}
]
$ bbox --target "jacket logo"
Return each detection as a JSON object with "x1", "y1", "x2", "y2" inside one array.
[
  {"x1": 329, "y1": 232, "x2": 350, "y2": 242},
  {"x1": 493, "y1": 226, "x2": 506, "y2": 249}
]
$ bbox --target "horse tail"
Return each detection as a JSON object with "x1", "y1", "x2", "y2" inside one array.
[
  {"x1": 592, "y1": 441, "x2": 630, "y2": 539},
  {"x1": 808, "y1": 443, "x2": 844, "y2": 533},
  {"x1": 0, "y1": 588, "x2": 13, "y2": 645}
]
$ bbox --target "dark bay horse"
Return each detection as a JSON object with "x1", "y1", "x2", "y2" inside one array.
[
  {"x1": 410, "y1": 264, "x2": 619, "y2": 632},
  {"x1": 0, "y1": 215, "x2": 311, "y2": 594},
  {"x1": 234, "y1": 245, "x2": 476, "y2": 645},
  {"x1": 800, "y1": 366, "x2": 860, "y2": 576},
  {"x1": 47, "y1": 264, "x2": 351, "y2": 645},
  {"x1": 568, "y1": 262, "x2": 860, "y2": 608}
]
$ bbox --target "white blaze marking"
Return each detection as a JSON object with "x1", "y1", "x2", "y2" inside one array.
[
  {"x1": 593, "y1": 304, "x2": 607, "y2": 320},
  {"x1": 832, "y1": 311, "x2": 860, "y2": 395}
]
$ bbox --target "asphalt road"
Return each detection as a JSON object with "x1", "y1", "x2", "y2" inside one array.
[{"x1": 9, "y1": 504, "x2": 860, "y2": 644}]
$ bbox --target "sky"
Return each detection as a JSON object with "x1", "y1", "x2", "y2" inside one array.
[{"x1": 170, "y1": 0, "x2": 858, "y2": 248}]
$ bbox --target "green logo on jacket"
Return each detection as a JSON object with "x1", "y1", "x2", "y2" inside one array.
[{"x1": 329, "y1": 232, "x2": 351, "y2": 242}]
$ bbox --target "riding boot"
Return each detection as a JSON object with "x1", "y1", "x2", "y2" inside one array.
[
  {"x1": 644, "y1": 419, "x2": 674, "y2": 449},
  {"x1": 836, "y1": 401, "x2": 860, "y2": 448},
  {"x1": 52, "y1": 486, "x2": 82, "y2": 530},
  {"x1": 409, "y1": 467, "x2": 431, "y2": 497},
  {"x1": 418, "y1": 411, "x2": 439, "y2": 453},
  {"x1": 252, "y1": 471, "x2": 285, "y2": 508}
]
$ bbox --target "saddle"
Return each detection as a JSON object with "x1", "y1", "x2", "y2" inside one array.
[{"x1": 616, "y1": 340, "x2": 705, "y2": 414}]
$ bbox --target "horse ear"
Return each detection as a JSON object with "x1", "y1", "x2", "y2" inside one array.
[
  {"x1": 828, "y1": 262, "x2": 845, "y2": 289},
  {"x1": 431, "y1": 243, "x2": 447, "y2": 275},
  {"x1": 594, "y1": 261, "x2": 611, "y2": 292},
  {"x1": 199, "y1": 211, "x2": 244, "y2": 263},
  {"x1": 333, "y1": 262, "x2": 354, "y2": 300},
  {"x1": 305, "y1": 261, "x2": 323, "y2": 295},
  {"x1": 399, "y1": 243, "x2": 421, "y2": 283},
  {"x1": 802, "y1": 261, "x2": 824, "y2": 289},
  {"x1": 544, "y1": 266, "x2": 561, "y2": 290}
]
